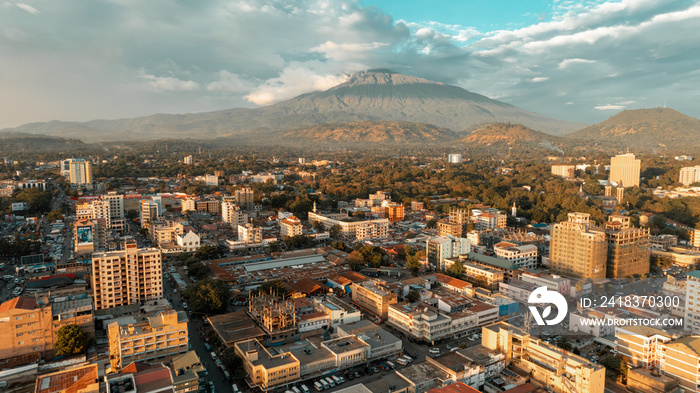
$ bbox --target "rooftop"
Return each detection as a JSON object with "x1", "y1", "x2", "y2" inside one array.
[
  {"x1": 427, "y1": 382, "x2": 480, "y2": 393},
  {"x1": 397, "y1": 361, "x2": 450, "y2": 385},
  {"x1": 208, "y1": 311, "x2": 265, "y2": 346},
  {"x1": 322, "y1": 335, "x2": 370, "y2": 354},
  {"x1": 35, "y1": 364, "x2": 99, "y2": 393}
]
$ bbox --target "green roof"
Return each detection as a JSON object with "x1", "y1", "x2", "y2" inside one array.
[
  {"x1": 688, "y1": 270, "x2": 700, "y2": 279},
  {"x1": 466, "y1": 252, "x2": 520, "y2": 270}
]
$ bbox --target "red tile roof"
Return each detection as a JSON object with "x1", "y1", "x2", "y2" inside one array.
[
  {"x1": 0, "y1": 297, "x2": 37, "y2": 314},
  {"x1": 434, "y1": 273, "x2": 472, "y2": 290}
]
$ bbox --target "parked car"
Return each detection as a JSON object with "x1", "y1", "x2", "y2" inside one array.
[{"x1": 429, "y1": 348, "x2": 440, "y2": 354}]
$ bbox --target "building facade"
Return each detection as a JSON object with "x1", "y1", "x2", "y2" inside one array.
[
  {"x1": 610, "y1": 153, "x2": 641, "y2": 188},
  {"x1": 352, "y1": 280, "x2": 398, "y2": 320},
  {"x1": 549, "y1": 213, "x2": 607, "y2": 278}
]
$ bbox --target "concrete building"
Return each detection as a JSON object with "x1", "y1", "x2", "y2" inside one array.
[
  {"x1": 280, "y1": 215, "x2": 303, "y2": 238},
  {"x1": 604, "y1": 216, "x2": 650, "y2": 278},
  {"x1": 493, "y1": 242, "x2": 538, "y2": 269},
  {"x1": 437, "y1": 221, "x2": 463, "y2": 238},
  {"x1": 68, "y1": 159, "x2": 93, "y2": 185},
  {"x1": 691, "y1": 228, "x2": 700, "y2": 250},
  {"x1": 551, "y1": 164, "x2": 575, "y2": 179},
  {"x1": 235, "y1": 339, "x2": 300, "y2": 391},
  {"x1": 74, "y1": 218, "x2": 108, "y2": 256},
  {"x1": 337, "y1": 320, "x2": 402, "y2": 360},
  {"x1": 679, "y1": 166, "x2": 700, "y2": 186},
  {"x1": 385, "y1": 203, "x2": 405, "y2": 222},
  {"x1": 107, "y1": 307, "x2": 189, "y2": 371},
  {"x1": 177, "y1": 230, "x2": 200, "y2": 253},
  {"x1": 352, "y1": 280, "x2": 398, "y2": 320},
  {"x1": 92, "y1": 238, "x2": 163, "y2": 310},
  {"x1": 235, "y1": 187, "x2": 255, "y2": 210},
  {"x1": 448, "y1": 154, "x2": 463, "y2": 164},
  {"x1": 659, "y1": 336, "x2": 700, "y2": 393},
  {"x1": 0, "y1": 295, "x2": 94, "y2": 361},
  {"x1": 184, "y1": 155, "x2": 193, "y2": 164},
  {"x1": 34, "y1": 364, "x2": 99, "y2": 393},
  {"x1": 482, "y1": 322, "x2": 605, "y2": 393},
  {"x1": 616, "y1": 325, "x2": 671, "y2": 368},
  {"x1": 312, "y1": 295, "x2": 362, "y2": 327},
  {"x1": 238, "y1": 223, "x2": 263, "y2": 245},
  {"x1": 140, "y1": 199, "x2": 160, "y2": 226},
  {"x1": 170, "y1": 351, "x2": 207, "y2": 393},
  {"x1": 685, "y1": 271, "x2": 700, "y2": 334},
  {"x1": 248, "y1": 294, "x2": 297, "y2": 346},
  {"x1": 387, "y1": 302, "x2": 477, "y2": 345},
  {"x1": 549, "y1": 213, "x2": 607, "y2": 278},
  {"x1": 222, "y1": 200, "x2": 248, "y2": 227},
  {"x1": 610, "y1": 152, "x2": 641, "y2": 188},
  {"x1": 308, "y1": 211, "x2": 389, "y2": 241},
  {"x1": 427, "y1": 236, "x2": 471, "y2": 270},
  {"x1": 519, "y1": 272, "x2": 570, "y2": 295}
]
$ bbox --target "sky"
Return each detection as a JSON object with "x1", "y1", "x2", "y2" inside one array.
[{"x1": 1, "y1": 0, "x2": 699, "y2": 129}]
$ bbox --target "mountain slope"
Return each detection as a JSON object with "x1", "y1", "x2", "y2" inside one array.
[
  {"x1": 1, "y1": 70, "x2": 583, "y2": 142},
  {"x1": 569, "y1": 108, "x2": 700, "y2": 150},
  {"x1": 284, "y1": 121, "x2": 458, "y2": 144}
]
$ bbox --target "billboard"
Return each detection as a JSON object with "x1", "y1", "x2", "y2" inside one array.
[
  {"x1": 76, "y1": 226, "x2": 93, "y2": 245},
  {"x1": 11, "y1": 202, "x2": 28, "y2": 211}
]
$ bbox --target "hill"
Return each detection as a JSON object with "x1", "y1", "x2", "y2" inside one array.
[
  {"x1": 283, "y1": 121, "x2": 458, "y2": 144},
  {"x1": 1, "y1": 70, "x2": 584, "y2": 142},
  {"x1": 569, "y1": 108, "x2": 700, "y2": 151},
  {"x1": 0, "y1": 133, "x2": 85, "y2": 153}
]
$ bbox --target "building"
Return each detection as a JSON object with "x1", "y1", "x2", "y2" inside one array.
[
  {"x1": 248, "y1": 294, "x2": 297, "y2": 346},
  {"x1": 493, "y1": 242, "x2": 538, "y2": 269},
  {"x1": 427, "y1": 236, "x2": 471, "y2": 270},
  {"x1": 679, "y1": 166, "x2": 700, "y2": 186},
  {"x1": 604, "y1": 216, "x2": 650, "y2": 278},
  {"x1": 0, "y1": 295, "x2": 94, "y2": 361},
  {"x1": 616, "y1": 325, "x2": 670, "y2": 368},
  {"x1": 234, "y1": 339, "x2": 300, "y2": 391},
  {"x1": 280, "y1": 215, "x2": 303, "y2": 238},
  {"x1": 352, "y1": 280, "x2": 398, "y2": 320},
  {"x1": 74, "y1": 218, "x2": 108, "y2": 256},
  {"x1": 482, "y1": 322, "x2": 605, "y2": 393},
  {"x1": 235, "y1": 187, "x2": 255, "y2": 210},
  {"x1": 411, "y1": 201, "x2": 425, "y2": 211},
  {"x1": 105, "y1": 362, "x2": 175, "y2": 393},
  {"x1": 448, "y1": 154, "x2": 463, "y2": 164},
  {"x1": 385, "y1": 203, "x2": 405, "y2": 222},
  {"x1": 170, "y1": 351, "x2": 207, "y2": 393},
  {"x1": 387, "y1": 302, "x2": 477, "y2": 345},
  {"x1": 312, "y1": 295, "x2": 362, "y2": 326},
  {"x1": 659, "y1": 336, "x2": 700, "y2": 393},
  {"x1": 177, "y1": 230, "x2": 200, "y2": 253},
  {"x1": 107, "y1": 307, "x2": 189, "y2": 371},
  {"x1": 207, "y1": 311, "x2": 265, "y2": 347},
  {"x1": 68, "y1": 159, "x2": 93, "y2": 185},
  {"x1": 92, "y1": 237, "x2": 163, "y2": 310},
  {"x1": 337, "y1": 320, "x2": 402, "y2": 360},
  {"x1": 519, "y1": 272, "x2": 570, "y2": 295},
  {"x1": 610, "y1": 152, "x2": 641, "y2": 188},
  {"x1": 551, "y1": 165, "x2": 575, "y2": 179},
  {"x1": 238, "y1": 223, "x2": 263, "y2": 245},
  {"x1": 34, "y1": 364, "x2": 99, "y2": 393},
  {"x1": 445, "y1": 260, "x2": 504, "y2": 288},
  {"x1": 549, "y1": 213, "x2": 607, "y2": 278},
  {"x1": 184, "y1": 155, "x2": 193, "y2": 165},
  {"x1": 308, "y1": 211, "x2": 389, "y2": 241},
  {"x1": 691, "y1": 228, "x2": 700, "y2": 250},
  {"x1": 222, "y1": 200, "x2": 248, "y2": 227},
  {"x1": 685, "y1": 271, "x2": 700, "y2": 334},
  {"x1": 437, "y1": 221, "x2": 463, "y2": 238},
  {"x1": 140, "y1": 199, "x2": 160, "y2": 226}
]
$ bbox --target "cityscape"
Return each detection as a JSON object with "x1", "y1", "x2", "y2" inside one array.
[{"x1": 2, "y1": 1, "x2": 700, "y2": 393}]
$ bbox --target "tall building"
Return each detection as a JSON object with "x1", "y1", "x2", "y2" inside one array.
[
  {"x1": 107, "y1": 307, "x2": 188, "y2": 371},
  {"x1": 222, "y1": 200, "x2": 248, "y2": 227},
  {"x1": 427, "y1": 236, "x2": 471, "y2": 270},
  {"x1": 691, "y1": 228, "x2": 700, "y2": 250},
  {"x1": 604, "y1": 215, "x2": 650, "y2": 278},
  {"x1": 140, "y1": 199, "x2": 160, "y2": 227},
  {"x1": 68, "y1": 159, "x2": 93, "y2": 185},
  {"x1": 679, "y1": 166, "x2": 700, "y2": 186},
  {"x1": 447, "y1": 154, "x2": 463, "y2": 164},
  {"x1": 280, "y1": 215, "x2": 303, "y2": 238},
  {"x1": 610, "y1": 153, "x2": 641, "y2": 188},
  {"x1": 238, "y1": 223, "x2": 262, "y2": 245},
  {"x1": 183, "y1": 155, "x2": 193, "y2": 165},
  {"x1": 685, "y1": 271, "x2": 700, "y2": 334},
  {"x1": 551, "y1": 164, "x2": 575, "y2": 179},
  {"x1": 384, "y1": 203, "x2": 405, "y2": 222},
  {"x1": 308, "y1": 211, "x2": 389, "y2": 241},
  {"x1": 235, "y1": 187, "x2": 255, "y2": 210},
  {"x1": 659, "y1": 336, "x2": 700, "y2": 393},
  {"x1": 92, "y1": 238, "x2": 163, "y2": 310},
  {"x1": 74, "y1": 218, "x2": 108, "y2": 255},
  {"x1": 102, "y1": 192, "x2": 125, "y2": 220},
  {"x1": 549, "y1": 213, "x2": 607, "y2": 278},
  {"x1": 352, "y1": 280, "x2": 398, "y2": 320}
]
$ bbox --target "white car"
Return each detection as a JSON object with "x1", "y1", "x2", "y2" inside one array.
[{"x1": 429, "y1": 348, "x2": 440, "y2": 354}]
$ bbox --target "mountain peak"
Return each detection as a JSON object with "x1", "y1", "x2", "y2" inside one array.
[{"x1": 337, "y1": 69, "x2": 442, "y2": 89}]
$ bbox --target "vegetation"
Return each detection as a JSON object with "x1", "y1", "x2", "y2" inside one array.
[
  {"x1": 601, "y1": 355, "x2": 629, "y2": 383},
  {"x1": 446, "y1": 260, "x2": 465, "y2": 278},
  {"x1": 406, "y1": 290, "x2": 421, "y2": 302},
  {"x1": 220, "y1": 348, "x2": 248, "y2": 383},
  {"x1": 256, "y1": 279, "x2": 288, "y2": 296},
  {"x1": 54, "y1": 324, "x2": 93, "y2": 357},
  {"x1": 183, "y1": 278, "x2": 231, "y2": 315}
]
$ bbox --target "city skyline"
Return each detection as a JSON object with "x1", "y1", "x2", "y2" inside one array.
[{"x1": 1, "y1": 0, "x2": 699, "y2": 129}]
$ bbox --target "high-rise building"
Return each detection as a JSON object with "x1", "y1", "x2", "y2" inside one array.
[
  {"x1": 140, "y1": 199, "x2": 160, "y2": 227},
  {"x1": 92, "y1": 238, "x2": 163, "y2": 310},
  {"x1": 74, "y1": 218, "x2": 107, "y2": 256},
  {"x1": 609, "y1": 153, "x2": 641, "y2": 188},
  {"x1": 238, "y1": 223, "x2": 262, "y2": 245},
  {"x1": 679, "y1": 166, "x2": 700, "y2": 186},
  {"x1": 549, "y1": 213, "x2": 607, "y2": 278},
  {"x1": 222, "y1": 200, "x2": 248, "y2": 227},
  {"x1": 69, "y1": 159, "x2": 93, "y2": 185},
  {"x1": 447, "y1": 154, "x2": 463, "y2": 164},
  {"x1": 604, "y1": 215, "x2": 650, "y2": 278},
  {"x1": 691, "y1": 228, "x2": 700, "y2": 250},
  {"x1": 183, "y1": 155, "x2": 193, "y2": 165},
  {"x1": 235, "y1": 188, "x2": 255, "y2": 210},
  {"x1": 685, "y1": 271, "x2": 700, "y2": 334},
  {"x1": 384, "y1": 203, "x2": 405, "y2": 222},
  {"x1": 427, "y1": 236, "x2": 471, "y2": 270},
  {"x1": 659, "y1": 336, "x2": 700, "y2": 393}
]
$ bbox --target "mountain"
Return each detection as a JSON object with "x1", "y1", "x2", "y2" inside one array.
[
  {"x1": 1, "y1": 70, "x2": 584, "y2": 142},
  {"x1": 460, "y1": 122, "x2": 572, "y2": 154},
  {"x1": 569, "y1": 108, "x2": 700, "y2": 150},
  {"x1": 283, "y1": 121, "x2": 458, "y2": 144},
  {"x1": 0, "y1": 132, "x2": 86, "y2": 153}
]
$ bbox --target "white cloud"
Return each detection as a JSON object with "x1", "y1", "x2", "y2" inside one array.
[
  {"x1": 206, "y1": 71, "x2": 254, "y2": 93},
  {"x1": 558, "y1": 58, "x2": 596, "y2": 68},
  {"x1": 531, "y1": 77, "x2": 549, "y2": 83},
  {"x1": 140, "y1": 72, "x2": 200, "y2": 92},
  {"x1": 15, "y1": 3, "x2": 38, "y2": 14},
  {"x1": 245, "y1": 65, "x2": 350, "y2": 105},
  {"x1": 595, "y1": 105, "x2": 625, "y2": 110}
]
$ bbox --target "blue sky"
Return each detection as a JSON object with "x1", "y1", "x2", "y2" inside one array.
[{"x1": 1, "y1": 0, "x2": 699, "y2": 129}]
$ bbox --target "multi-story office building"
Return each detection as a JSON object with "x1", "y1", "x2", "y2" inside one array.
[
  {"x1": 235, "y1": 339, "x2": 300, "y2": 390},
  {"x1": 222, "y1": 200, "x2": 248, "y2": 227},
  {"x1": 308, "y1": 211, "x2": 389, "y2": 241},
  {"x1": 74, "y1": 218, "x2": 108, "y2": 255},
  {"x1": 659, "y1": 336, "x2": 700, "y2": 393},
  {"x1": 385, "y1": 203, "x2": 405, "y2": 222},
  {"x1": 68, "y1": 159, "x2": 93, "y2": 185},
  {"x1": 0, "y1": 295, "x2": 93, "y2": 361},
  {"x1": 352, "y1": 280, "x2": 398, "y2": 320},
  {"x1": 551, "y1": 164, "x2": 575, "y2": 179},
  {"x1": 170, "y1": 351, "x2": 207, "y2": 393},
  {"x1": 312, "y1": 295, "x2": 362, "y2": 326},
  {"x1": 387, "y1": 302, "x2": 477, "y2": 345},
  {"x1": 472, "y1": 212, "x2": 506, "y2": 231},
  {"x1": 549, "y1": 213, "x2": 607, "y2": 278},
  {"x1": 447, "y1": 154, "x2": 463, "y2": 164},
  {"x1": 616, "y1": 325, "x2": 670, "y2": 369},
  {"x1": 92, "y1": 238, "x2": 163, "y2": 310},
  {"x1": 604, "y1": 216, "x2": 650, "y2": 278},
  {"x1": 685, "y1": 271, "x2": 700, "y2": 334},
  {"x1": 107, "y1": 307, "x2": 189, "y2": 371},
  {"x1": 238, "y1": 223, "x2": 263, "y2": 245},
  {"x1": 140, "y1": 199, "x2": 160, "y2": 226},
  {"x1": 493, "y1": 242, "x2": 538, "y2": 269},
  {"x1": 444, "y1": 259, "x2": 504, "y2": 288},
  {"x1": 280, "y1": 215, "x2": 303, "y2": 238},
  {"x1": 483, "y1": 322, "x2": 605, "y2": 393},
  {"x1": 610, "y1": 152, "x2": 641, "y2": 188},
  {"x1": 235, "y1": 187, "x2": 255, "y2": 211},
  {"x1": 427, "y1": 236, "x2": 471, "y2": 270},
  {"x1": 437, "y1": 220, "x2": 463, "y2": 238},
  {"x1": 679, "y1": 166, "x2": 700, "y2": 186}
]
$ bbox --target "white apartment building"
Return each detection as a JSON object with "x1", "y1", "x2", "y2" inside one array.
[
  {"x1": 238, "y1": 223, "x2": 262, "y2": 245},
  {"x1": 685, "y1": 271, "x2": 700, "y2": 334},
  {"x1": 312, "y1": 296, "x2": 362, "y2": 327},
  {"x1": 679, "y1": 166, "x2": 700, "y2": 186},
  {"x1": 426, "y1": 236, "x2": 471, "y2": 270},
  {"x1": 493, "y1": 242, "x2": 538, "y2": 269},
  {"x1": 308, "y1": 212, "x2": 389, "y2": 241},
  {"x1": 551, "y1": 164, "x2": 575, "y2": 178},
  {"x1": 610, "y1": 153, "x2": 641, "y2": 188},
  {"x1": 448, "y1": 154, "x2": 463, "y2": 164},
  {"x1": 616, "y1": 325, "x2": 671, "y2": 369},
  {"x1": 280, "y1": 215, "x2": 303, "y2": 238},
  {"x1": 222, "y1": 201, "x2": 248, "y2": 227},
  {"x1": 387, "y1": 302, "x2": 477, "y2": 345},
  {"x1": 177, "y1": 231, "x2": 200, "y2": 253}
]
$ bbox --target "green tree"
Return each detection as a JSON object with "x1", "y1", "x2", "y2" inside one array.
[
  {"x1": 184, "y1": 278, "x2": 231, "y2": 315},
  {"x1": 446, "y1": 260, "x2": 465, "y2": 278},
  {"x1": 195, "y1": 245, "x2": 223, "y2": 260},
  {"x1": 54, "y1": 324, "x2": 92, "y2": 356},
  {"x1": 312, "y1": 221, "x2": 324, "y2": 232},
  {"x1": 220, "y1": 348, "x2": 248, "y2": 382},
  {"x1": 269, "y1": 241, "x2": 280, "y2": 253},
  {"x1": 555, "y1": 336, "x2": 572, "y2": 351},
  {"x1": 406, "y1": 252, "x2": 422, "y2": 276},
  {"x1": 48, "y1": 208, "x2": 63, "y2": 222},
  {"x1": 406, "y1": 290, "x2": 421, "y2": 302},
  {"x1": 331, "y1": 241, "x2": 347, "y2": 252},
  {"x1": 257, "y1": 279, "x2": 288, "y2": 296}
]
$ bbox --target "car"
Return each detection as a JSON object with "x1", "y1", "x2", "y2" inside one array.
[
  {"x1": 204, "y1": 343, "x2": 212, "y2": 351},
  {"x1": 182, "y1": 302, "x2": 188, "y2": 309},
  {"x1": 445, "y1": 344, "x2": 452, "y2": 349},
  {"x1": 232, "y1": 384, "x2": 240, "y2": 393},
  {"x1": 354, "y1": 372, "x2": 361, "y2": 379},
  {"x1": 372, "y1": 367, "x2": 379, "y2": 373},
  {"x1": 429, "y1": 348, "x2": 440, "y2": 354}
]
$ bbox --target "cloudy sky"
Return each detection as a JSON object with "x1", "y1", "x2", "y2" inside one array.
[{"x1": 1, "y1": 0, "x2": 699, "y2": 129}]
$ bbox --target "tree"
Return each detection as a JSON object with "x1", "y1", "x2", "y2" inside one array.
[
  {"x1": 406, "y1": 253, "x2": 422, "y2": 276},
  {"x1": 446, "y1": 260, "x2": 465, "y2": 278},
  {"x1": 312, "y1": 221, "x2": 324, "y2": 232},
  {"x1": 426, "y1": 219, "x2": 437, "y2": 229},
  {"x1": 48, "y1": 209, "x2": 63, "y2": 222},
  {"x1": 220, "y1": 348, "x2": 248, "y2": 382},
  {"x1": 331, "y1": 241, "x2": 347, "y2": 251},
  {"x1": 406, "y1": 290, "x2": 421, "y2": 302},
  {"x1": 330, "y1": 224, "x2": 342, "y2": 237},
  {"x1": 184, "y1": 278, "x2": 231, "y2": 315},
  {"x1": 269, "y1": 241, "x2": 280, "y2": 253},
  {"x1": 195, "y1": 245, "x2": 223, "y2": 260},
  {"x1": 348, "y1": 251, "x2": 364, "y2": 271},
  {"x1": 555, "y1": 336, "x2": 572, "y2": 351},
  {"x1": 54, "y1": 324, "x2": 92, "y2": 356},
  {"x1": 258, "y1": 279, "x2": 288, "y2": 296}
]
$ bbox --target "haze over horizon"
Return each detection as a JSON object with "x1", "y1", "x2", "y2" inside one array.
[{"x1": 1, "y1": 0, "x2": 699, "y2": 129}]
